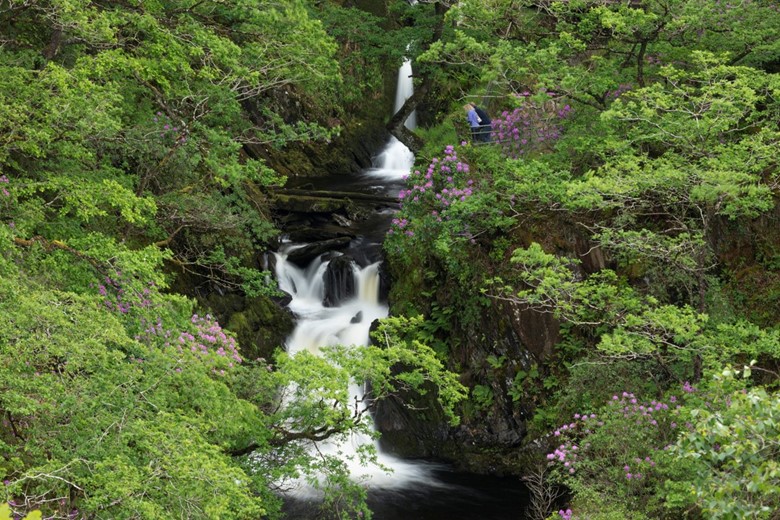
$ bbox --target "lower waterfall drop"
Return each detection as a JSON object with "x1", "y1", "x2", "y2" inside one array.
[{"x1": 274, "y1": 249, "x2": 438, "y2": 496}]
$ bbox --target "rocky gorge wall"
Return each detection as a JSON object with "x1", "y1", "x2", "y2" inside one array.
[{"x1": 373, "y1": 212, "x2": 611, "y2": 475}]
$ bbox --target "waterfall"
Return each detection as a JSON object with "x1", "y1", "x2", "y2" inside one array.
[
  {"x1": 372, "y1": 58, "x2": 416, "y2": 179},
  {"x1": 273, "y1": 38, "x2": 532, "y2": 520},
  {"x1": 357, "y1": 262, "x2": 380, "y2": 303},
  {"x1": 274, "y1": 250, "x2": 435, "y2": 495},
  {"x1": 276, "y1": 250, "x2": 386, "y2": 357},
  {"x1": 394, "y1": 59, "x2": 417, "y2": 130}
]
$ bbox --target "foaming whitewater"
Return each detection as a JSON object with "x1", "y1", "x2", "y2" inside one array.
[
  {"x1": 394, "y1": 59, "x2": 417, "y2": 130},
  {"x1": 371, "y1": 58, "x2": 416, "y2": 180},
  {"x1": 274, "y1": 249, "x2": 440, "y2": 496}
]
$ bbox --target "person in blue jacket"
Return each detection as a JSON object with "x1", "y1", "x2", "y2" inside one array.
[{"x1": 464, "y1": 103, "x2": 492, "y2": 143}]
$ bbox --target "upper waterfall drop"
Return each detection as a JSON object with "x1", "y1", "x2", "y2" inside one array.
[
  {"x1": 394, "y1": 59, "x2": 417, "y2": 130},
  {"x1": 372, "y1": 58, "x2": 416, "y2": 178}
]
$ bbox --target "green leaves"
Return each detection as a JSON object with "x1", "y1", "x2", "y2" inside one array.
[
  {"x1": 390, "y1": 1, "x2": 780, "y2": 517},
  {"x1": 0, "y1": 0, "x2": 349, "y2": 297},
  {"x1": 327, "y1": 315, "x2": 468, "y2": 427},
  {"x1": 671, "y1": 382, "x2": 780, "y2": 518},
  {"x1": 0, "y1": 503, "x2": 41, "y2": 520}
]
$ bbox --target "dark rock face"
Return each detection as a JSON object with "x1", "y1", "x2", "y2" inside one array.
[
  {"x1": 377, "y1": 255, "x2": 392, "y2": 302},
  {"x1": 271, "y1": 291, "x2": 293, "y2": 308},
  {"x1": 373, "y1": 385, "x2": 453, "y2": 459},
  {"x1": 273, "y1": 193, "x2": 354, "y2": 215},
  {"x1": 244, "y1": 111, "x2": 390, "y2": 179},
  {"x1": 323, "y1": 254, "x2": 357, "y2": 307},
  {"x1": 197, "y1": 293, "x2": 294, "y2": 362},
  {"x1": 375, "y1": 212, "x2": 620, "y2": 474},
  {"x1": 285, "y1": 237, "x2": 352, "y2": 266},
  {"x1": 287, "y1": 228, "x2": 355, "y2": 243},
  {"x1": 374, "y1": 296, "x2": 559, "y2": 474}
]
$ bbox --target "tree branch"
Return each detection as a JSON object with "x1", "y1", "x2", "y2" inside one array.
[
  {"x1": 386, "y1": 80, "x2": 429, "y2": 154},
  {"x1": 13, "y1": 236, "x2": 104, "y2": 271}
]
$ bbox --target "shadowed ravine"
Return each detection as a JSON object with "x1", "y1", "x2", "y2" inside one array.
[{"x1": 273, "y1": 59, "x2": 530, "y2": 519}]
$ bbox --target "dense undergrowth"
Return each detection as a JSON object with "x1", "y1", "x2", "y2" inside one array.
[
  {"x1": 2, "y1": 0, "x2": 780, "y2": 518},
  {"x1": 0, "y1": 1, "x2": 463, "y2": 519},
  {"x1": 385, "y1": 1, "x2": 780, "y2": 518}
]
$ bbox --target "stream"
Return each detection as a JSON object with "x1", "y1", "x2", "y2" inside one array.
[{"x1": 273, "y1": 59, "x2": 530, "y2": 519}]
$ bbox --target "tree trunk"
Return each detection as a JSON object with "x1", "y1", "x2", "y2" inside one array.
[{"x1": 386, "y1": 81, "x2": 429, "y2": 154}]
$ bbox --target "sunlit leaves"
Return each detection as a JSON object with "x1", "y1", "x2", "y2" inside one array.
[{"x1": 671, "y1": 380, "x2": 780, "y2": 518}]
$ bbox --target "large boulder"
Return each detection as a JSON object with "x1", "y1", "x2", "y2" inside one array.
[
  {"x1": 284, "y1": 237, "x2": 352, "y2": 266},
  {"x1": 323, "y1": 254, "x2": 357, "y2": 307},
  {"x1": 224, "y1": 295, "x2": 294, "y2": 361}
]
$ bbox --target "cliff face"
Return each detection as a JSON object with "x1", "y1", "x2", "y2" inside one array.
[
  {"x1": 375, "y1": 213, "x2": 611, "y2": 474},
  {"x1": 377, "y1": 187, "x2": 780, "y2": 474},
  {"x1": 243, "y1": 96, "x2": 392, "y2": 179},
  {"x1": 373, "y1": 301, "x2": 559, "y2": 473}
]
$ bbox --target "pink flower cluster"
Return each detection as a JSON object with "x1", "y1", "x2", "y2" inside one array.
[
  {"x1": 547, "y1": 413, "x2": 601, "y2": 475},
  {"x1": 152, "y1": 111, "x2": 187, "y2": 144},
  {"x1": 623, "y1": 455, "x2": 656, "y2": 480},
  {"x1": 547, "y1": 389, "x2": 688, "y2": 486},
  {"x1": 547, "y1": 441, "x2": 580, "y2": 474},
  {"x1": 183, "y1": 314, "x2": 243, "y2": 365},
  {"x1": 607, "y1": 83, "x2": 633, "y2": 99},
  {"x1": 136, "y1": 313, "x2": 243, "y2": 375},
  {"x1": 491, "y1": 99, "x2": 571, "y2": 160},
  {"x1": 0, "y1": 174, "x2": 9, "y2": 198},
  {"x1": 607, "y1": 391, "x2": 679, "y2": 430},
  {"x1": 389, "y1": 145, "x2": 474, "y2": 238},
  {"x1": 93, "y1": 272, "x2": 154, "y2": 314}
]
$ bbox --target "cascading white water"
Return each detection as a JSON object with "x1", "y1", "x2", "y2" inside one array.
[
  {"x1": 394, "y1": 59, "x2": 417, "y2": 130},
  {"x1": 273, "y1": 52, "x2": 450, "y2": 505},
  {"x1": 273, "y1": 33, "x2": 533, "y2": 520},
  {"x1": 372, "y1": 58, "x2": 416, "y2": 178},
  {"x1": 276, "y1": 251, "x2": 386, "y2": 358},
  {"x1": 274, "y1": 249, "x2": 436, "y2": 495}
]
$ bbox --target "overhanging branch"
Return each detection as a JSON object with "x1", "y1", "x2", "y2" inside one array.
[{"x1": 386, "y1": 80, "x2": 429, "y2": 154}]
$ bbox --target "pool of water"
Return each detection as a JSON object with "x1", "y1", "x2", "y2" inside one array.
[{"x1": 283, "y1": 463, "x2": 530, "y2": 520}]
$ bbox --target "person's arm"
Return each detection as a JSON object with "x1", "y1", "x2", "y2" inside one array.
[{"x1": 467, "y1": 110, "x2": 480, "y2": 128}]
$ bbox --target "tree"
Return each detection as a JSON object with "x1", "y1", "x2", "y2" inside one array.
[
  {"x1": 384, "y1": 1, "x2": 780, "y2": 515},
  {"x1": 0, "y1": 0, "x2": 343, "y2": 293},
  {"x1": 0, "y1": 223, "x2": 466, "y2": 519}
]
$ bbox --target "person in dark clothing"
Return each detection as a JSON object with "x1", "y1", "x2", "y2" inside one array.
[{"x1": 471, "y1": 103, "x2": 492, "y2": 142}]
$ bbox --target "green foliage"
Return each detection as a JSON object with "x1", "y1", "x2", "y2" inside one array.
[
  {"x1": 0, "y1": 0, "x2": 346, "y2": 293},
  {"x1": 385, "y1": 143, "x2": 508, "y2": 332},
  {"x1": 471, "y1": 384, "x2": 495, "y2": 411},
  {"x1": 567, "y1": 487, "x2": 652, "y2": 520},
  {"x1": 545, "y1": 383, "x2": 688, "y2": 515},
  {"x1": 331, "y1": 315, "x2": 468, "y2": 427},
  {"x1": 4, "y1": 0, "x2": 780, "y2": 517},
  {"x1": 0, "y1": 504, "x2": 41, "y2": 520},
  {"x1": 311, "y1": 2, "x2": 405, "y2": 109},
  {"x1": 388, "y1": 2, "x2": 780, "y2": 517},
  {"x1": 543, "y1": 365, "x2": 778, "y2": 518},
  {"x1": 668, "y1": 370, "x2": 780, "y2": 518},
  {"x1": 489, "y1": 242, "x2": 649, "y2": 329},
  {"x1": 0, "y1": 250, "x2": 266, "y2": 517},
  {"x1": 0, "y1": 214, "x2": 469, "y2": 518}
]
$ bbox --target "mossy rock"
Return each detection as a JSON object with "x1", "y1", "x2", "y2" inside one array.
[
  {"x1": 272, "y1": 193, "x2": 353, "y2": 214},
  {"x1": 226, "y1": 295, "x2": 294, "y2": 361}
]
